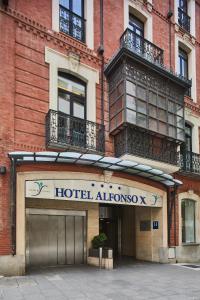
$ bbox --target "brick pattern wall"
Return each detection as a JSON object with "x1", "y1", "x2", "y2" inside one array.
[{"x1": 0, "y1": 0, "x2": 200, "y2": 256}]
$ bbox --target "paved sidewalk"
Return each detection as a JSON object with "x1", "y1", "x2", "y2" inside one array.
[{"x1": 0, "y1": 261, "x2": 200, "y2": 300}]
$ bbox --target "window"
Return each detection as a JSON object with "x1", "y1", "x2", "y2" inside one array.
[
  {"x1": 124, "y1": 80, "x2": 185, "y2": 141},
  {"x1": 128, "y1": 14, "x2": 144, "y2": 54},
  {"x1": 128, "y1": 14, "x2": 144, "y2": 37},
  {"x1": 180, "y1": 123, "x2": 192, "y2": 171},
  {"x1": 59, "y1": 0, "x2": 85, "y2": 42},
  {"x1": 58, "y1": 72, "x2": 86, "y2": 146},
  {"x1": 179, "y1": 48, "x2": 188, "y2": 79},
  {"x1": 182, "y1": 199, "x2": 195, "y2": 243},
  {"x1": 179, "y1": 48, "x2": 191, "y2": 96},
  {"x1": 178, "y1": 0, "x2": 190, "y2": 32}
]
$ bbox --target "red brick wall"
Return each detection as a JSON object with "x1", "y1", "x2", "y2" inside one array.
[{"x1": 0, "y1": 0, "x2": 200, "y2": 256}]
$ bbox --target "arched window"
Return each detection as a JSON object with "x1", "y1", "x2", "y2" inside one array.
[
  {"x1": 181, "y1": 199, "x2": 195, "y2": 243},
  {"x1": 57, "y1": 72, "x2": 86, "y2": 147}
]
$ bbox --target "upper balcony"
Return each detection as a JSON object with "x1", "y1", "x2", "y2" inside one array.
[
  {"x1": 178, "y1": 7, "x2": 190, "y2": 33},
  {"x1": 120, "y1": 28, "x2": 164, "y2": 68},
  {"x1": 178, "y1": 151, "x2": 200, "y2": 176},
  {"x1": 46, "y1": 110, "x2": 105, "y2": 154}
]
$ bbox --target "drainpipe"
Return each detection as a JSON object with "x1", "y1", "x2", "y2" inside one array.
[
  {"x1": 167, "y1": 0, "x2": 173, "y2": 71},
  {"x1": 98, "y1": 0, "x2": 105, "y2": 128},
  {"x1": 167, "y1": 185, "x2": 177, "y2": 248},
  {"x1": 10, "y1": 157, "x2": 17, "y2": 255}
]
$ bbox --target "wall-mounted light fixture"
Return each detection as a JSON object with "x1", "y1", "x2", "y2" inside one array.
[
  {"x1": 0, "y1": 166, "x2": 6, "y2": 175},
  {"x1": 167, "y1": 10, "x2": 173, "y2": 19}
]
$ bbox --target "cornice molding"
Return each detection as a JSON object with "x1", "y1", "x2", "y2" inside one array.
[
  {"x1": 185, "y1": 98, "x2": 200, "y2": 114},
  {"x1": 0, "y1": 6, "x2": 101, "y2": 66}
]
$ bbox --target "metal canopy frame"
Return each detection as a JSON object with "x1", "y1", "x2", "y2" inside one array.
[{"x1": 8, "y1": 151, "x2": 182, "y2": 187}]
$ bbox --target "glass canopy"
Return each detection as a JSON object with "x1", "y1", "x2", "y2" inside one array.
[{"x1": 8, "y1": 151, "x2": 182, "y2": 187}]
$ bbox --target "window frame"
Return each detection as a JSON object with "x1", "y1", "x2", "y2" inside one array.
[
  {"x1": 58, "y1": 71, "x2": 87, "y2": 120},
  {"x1": 59, "y1": 0, "x2": 86, "y2": 43},
  {"x1": 178, "y1": 48, "x2": 188, "y2": 80},
  {"x1": 181, "y1": 199, "x2": 196, "y2": 244}
]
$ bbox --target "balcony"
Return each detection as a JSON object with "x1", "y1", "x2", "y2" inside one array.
[
  {"x1": 178, "y1": 8, "x2": 190, "y2": 32},
  {"x1": 120, "y1": 28, "x2": 164, "y2": 67},
  {"x1": 59, "y1": 4, "x2": 85, "y2": 42},
  {"x1": 114, "y1": 126, "x2": 178, "y2": 168},
  {"x1": 46, "y1": 110, "x2": 105, "y2": 154},
  {"x1": 179, "y1": 151, "x2": 200, "y2": 175}
]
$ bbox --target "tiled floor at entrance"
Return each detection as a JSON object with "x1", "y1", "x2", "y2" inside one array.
[{"x1": 1, "y1": 261, "x2": 200, "y2": 300}]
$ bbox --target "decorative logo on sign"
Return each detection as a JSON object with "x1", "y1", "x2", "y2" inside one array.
[{"x1": 31, "y1": 181, "x2": 47, "y2": 196}]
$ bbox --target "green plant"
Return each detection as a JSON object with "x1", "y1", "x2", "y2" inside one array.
[{"x1": 91, "y1": 233, "x2": 107, "y2": 249}]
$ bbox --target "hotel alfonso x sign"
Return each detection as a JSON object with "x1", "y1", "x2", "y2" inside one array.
[{"x1": 25, "y1": 180, "x2": 163, "y2": 207}]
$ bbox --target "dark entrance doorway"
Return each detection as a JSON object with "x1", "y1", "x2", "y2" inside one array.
[{"x1": 99, "y1": 205, "x2": 136, "y2": 259}]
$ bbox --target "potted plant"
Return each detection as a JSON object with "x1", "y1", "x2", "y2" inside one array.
[{"x1": 89, "y1": 233, "x2": 112, "y2": 258}]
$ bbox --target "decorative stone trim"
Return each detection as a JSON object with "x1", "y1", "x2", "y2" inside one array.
[{"x1": 0, "y1": 6, "x2": 100, "y2": 65}]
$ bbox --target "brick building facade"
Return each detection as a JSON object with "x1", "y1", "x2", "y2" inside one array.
[{"x1": 0, "y1": 0, "x2": 200, "y2": 275}]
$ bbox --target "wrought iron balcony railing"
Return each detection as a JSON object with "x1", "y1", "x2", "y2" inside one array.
[
  {"x1": 179, "y1": 151, "x2": 200, "y2": 174},
  {"x1": 114, "y1": 126, "x2": 178, "y2": 165},
  {"x1": 178, "y1": 8, "x2": 190, "y2": 32},
  {"x1": 120, "y1": 28, "x2": 164, "y2": 67},
  {"x1": 59, "y1": 4, "x2": 85, "y2": 42},
  {"x1": 46, "y1": 110, "x2": 105, "y2": 154}
]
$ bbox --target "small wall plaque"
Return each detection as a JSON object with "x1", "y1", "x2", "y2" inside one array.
[
  {"x1": 140, "y1": 220, "x2": 151, "y2": 231},
  {"x1": 153, "y1": 221, "x2": 159, "y2": 229}
]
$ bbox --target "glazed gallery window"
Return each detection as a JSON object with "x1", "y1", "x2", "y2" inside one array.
[
  {"x1": 57, "y1": 72, "x2": 86, "y2": 147},
  {"x1": 182, "y1": 199, "x2": 195, "y2": 243},
  {"x1": 59, "y1": 0, "x2": 85, "y2": 42}
]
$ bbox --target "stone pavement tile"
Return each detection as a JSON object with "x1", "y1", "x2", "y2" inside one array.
[
  {"x1": 16, "y1": 278, "x2": 37, "y2": 287},
  {"x1": 2, "y1": 287, "x2": 22, "y2": 298},
  {"x1": 0, "y1": 279, "x2": 18, "y2": 288},
  {"x1": 21, "y1": 294, "x2": 46, "y2": 300},
  {"x1": 40, "y1": 288, "x2": 64, "y2": 297},
  {"x1": 19, "y1": 285, "x2": 41, "y2": 295}
]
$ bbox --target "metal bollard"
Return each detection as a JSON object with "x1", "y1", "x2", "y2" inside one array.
[{"x1": 99, "y1": 247, "x2": 103, "y2": 269}]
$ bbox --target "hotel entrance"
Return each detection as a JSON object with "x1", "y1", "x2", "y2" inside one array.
[{"x1": 99, "y1": 205, "x2": 136, "y2": 259}]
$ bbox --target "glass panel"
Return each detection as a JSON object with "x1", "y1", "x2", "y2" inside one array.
[
  {"x1": 158, "y1": 109, "x2": 167, "y2": 122},
  {"x1": 58, "y1": 91, "x2": 70, "y2": 112},
  {"x1": 149, "y1": 105, "x2": 157, "y2": 118},
  {"x1": 149, "y1": 118, "x2": 157, "y2": 131},
  {"x1": 168, "y1": 113, "x2": 175, "y2": 125},
  {"x1": 157, "y1": 95, "x2": 166, "y2": 109},
  {"x1": 177, "y1": 116, "x2": 184, "y2": 128},
  {"x1": 169, "y1": 126, "x2": 176, "y2": 138},
  {"x1": 60, "y1": 0, "x2": 69, "y2": 8},
  {"x1": 159, "y1": 121, "x2": 167, "y2": 135},
  {"x1": 137, "y1": 85, "x2": 146, "y2": 101},
  {"x1": 58, "y1": 96, "x2": 70, "y2": 114},
  {"x1": 58, "y1": 75, "x2": 85, "y2": 97},
  {"x1": 177, "y1": 128, "x2": 184, "y2": 140},
  {"x1": 137, "y1": 113, "x2": 147, "y2": 128},
  {"x1": 126, "y1": 95, "x2": 136, "y2": 110},
  {"x1": 126, "y1": 80, "x2": 136, "y2": 96},
  {"x1": 72, "y1": 0, "x2": 82, "y2": 16},
  {"x1": 168, "y1": 101, "x2": 175, "y2": 113},
  {"x1": 73, "y1": 102, "x2": 84, "y2": 119},
  {"x1": 126, "y1": 109, "x2": 136, "y2": 124},
  {"x1": 149, "y1": 91, "x2": 157, "y2": 105},
  {"x1": 137, "y1": 100, "x2": 146, "y2": 114},
  {"x1": 182, "y1": 200, "x2": 195, "y2": 243},
  {"x1": 176, "y1": 105, "x2": 184, "y2": 117}
]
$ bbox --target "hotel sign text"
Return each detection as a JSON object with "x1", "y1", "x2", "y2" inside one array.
[{"x1": 25, "y1": 179, "x2": 163, "y2": 207}]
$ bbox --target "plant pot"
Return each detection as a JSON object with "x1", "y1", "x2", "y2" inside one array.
[{"x1": 89, "y1": 247, "x2": 113, "y2": 259}]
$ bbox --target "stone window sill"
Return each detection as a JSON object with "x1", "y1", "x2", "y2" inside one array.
[{"x1": 182, "y1": 243, "x2": 200, "y2": 246}]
